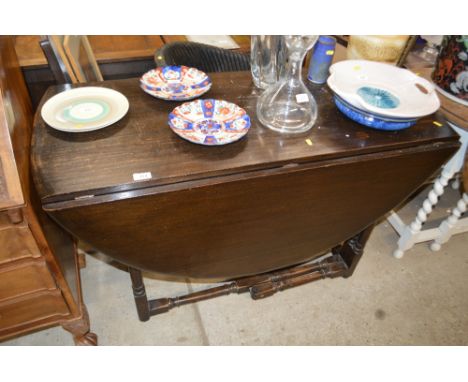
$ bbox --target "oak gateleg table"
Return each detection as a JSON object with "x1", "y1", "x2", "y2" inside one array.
[{"x1": 31, "y1": 71, "x2": 459, "y2": 322}]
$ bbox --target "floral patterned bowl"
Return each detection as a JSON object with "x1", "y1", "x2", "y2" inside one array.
[
  {"x1": 140, "y1": 66, "x2": 211, "y2": 101},
  {"x1": 168, "y1": 99, "x2": 251, "y2": 145}
]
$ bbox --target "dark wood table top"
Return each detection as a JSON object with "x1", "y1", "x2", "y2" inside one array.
[{"x1": 31, "y1": 71, "x2": 458, "y2": 205}]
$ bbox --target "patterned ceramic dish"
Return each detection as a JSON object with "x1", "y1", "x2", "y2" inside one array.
[
  {"x1": 41, "y1": 87, "x2": 129, "y2": 133},
  {"x1": 334, "y1": 94, "x2": 417, "y2": 131},
  {"x1": 140, "y1": 66, "x2": 211, "y2": 101},
  {"x1": 327, "y1": 60, "x2": 440, "y2": 119},
  {"x1": 168, "y1": 99, "x2": 251, "y2": 146}
]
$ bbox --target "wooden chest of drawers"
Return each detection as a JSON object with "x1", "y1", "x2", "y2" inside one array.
[
  {"x1": 0, "y1": 257, "x2": 56, "y2": 301},
  {"x1": 0, "y1": 219, "x2": 41, "y2": 263},
  {"x1": 0, "y1": 36, "x2": 96, "y2": 345}
]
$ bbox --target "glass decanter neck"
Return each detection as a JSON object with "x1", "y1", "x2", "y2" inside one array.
[{"x1": 283, "y1": 49, "x2": 306, "y2": 79}]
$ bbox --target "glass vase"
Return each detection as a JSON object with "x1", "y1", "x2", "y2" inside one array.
[
  {"x1": 256, "y1": 35, "x2": 319, "y2": 134},
  {"x1": 250, "y1": 35, "x2": 286, "y2": 89}
]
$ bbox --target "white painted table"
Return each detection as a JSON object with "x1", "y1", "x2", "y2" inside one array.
[{"x1": 388, "y1": 122, "x2": 468, "y2": 258}]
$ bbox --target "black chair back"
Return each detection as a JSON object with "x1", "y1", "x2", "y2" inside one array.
[{"x1": 155, "y1": 42, "x2": 250, "y2": 73}]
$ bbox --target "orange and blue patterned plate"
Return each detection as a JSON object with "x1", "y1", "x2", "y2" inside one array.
[
  {"x1": 140, "y1": 66, "x2": 211, "y2": 101},
  {"x1": 168, "y1": 99, "x2": 251, "y2": 145}
]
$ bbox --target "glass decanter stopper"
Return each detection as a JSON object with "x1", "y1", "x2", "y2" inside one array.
[{"x1": 257, "y1": 35, "x2": 319, "y2": 134}]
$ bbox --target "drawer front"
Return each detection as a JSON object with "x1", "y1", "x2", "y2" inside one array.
[
  {"x1": 0, "y1": 290, "x2": 69, "y2": 333},
  {"x1": 0, "y1": 223, "x2": 41, "y2": 264},
  {"x1": 0, "y1": 258, "x2": 56, "y2": 302}
]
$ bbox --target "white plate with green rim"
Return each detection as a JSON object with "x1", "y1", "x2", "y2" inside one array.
[{"x1": 41, "y1": 87, "x2": 129, "y2": 133}]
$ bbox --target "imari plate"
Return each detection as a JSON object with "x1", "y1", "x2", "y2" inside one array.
[
  {"x1": 168, "y1": 99, "x2": 251, "y2": 146},
  {"x1": 41, "y1": 87, "x2": 129, "y2": 133},
  {"x1": 140, "y1": 66, "x2": 211, "y2": 101}
]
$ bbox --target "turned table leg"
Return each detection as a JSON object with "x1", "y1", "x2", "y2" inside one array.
[
  {"x1": 390, "y1": 122, "x2": 468, "y2": 258},
  {"x1": 393, "y1": 164, "x2": 457, "y2": 258},
  {"x1": 339, "y1": 225, "x2": 374, "y2": 278},
  {"x1": 430, "y1": 192, "x2": 468, "y2": 251},
  {"x1": 129, "y1": 267, "x2": 150, "y2": 322},
  {"x1": 61, "y1": 306, "x2": 97, "y2": 346}
]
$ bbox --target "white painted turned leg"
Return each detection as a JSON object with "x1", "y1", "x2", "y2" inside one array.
[
  {"x1": 389, "y1": 122, "x2": 468, "y2": 259},
  {"x1": 451, "y1": 178, "x2": 460, "y2": 190},
  {"x1": 430, "y1": 193, "x2": 468, "y2": 251},
  {"x1": 392, "y1": 166, "x2": 456, "y2": 258}
]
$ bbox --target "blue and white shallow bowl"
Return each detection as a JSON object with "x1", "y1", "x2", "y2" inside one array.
[
  {"x1": 140, "y1": 65, "x2": 211, "y2": 101},
  {"x1": 334, "y1": 94, "x2": 417, "y2": 131},
  {"x1": 327, "y1": 60, "x2": 440, "y2": 126},
  {"x1": 168, "y1": 99, "x2": 251, "y2": 146}
]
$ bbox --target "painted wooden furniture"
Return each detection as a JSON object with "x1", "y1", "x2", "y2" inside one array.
[
  {"x1": 388, "y1": 123, "x2": 468, "y2": 257},
  {"x1": 31, "y1": 71, "x2": 459, "y2": 322},
  {"x1": 0, "y1": 36, "x2": 96, "y2": 345},
  {"x1": 387, "y1": 67, "x2": 468, "y2": 257},
  {"x1": 429, "y1": 123, "x2": 468, "y2": 251}
]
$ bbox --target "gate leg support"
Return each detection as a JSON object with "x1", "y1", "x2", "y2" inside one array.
[
  {"x1": 129, "y1": 267, "x2": 150, "y2": 322},
  {"x1": 339, "y1": 225, "x2": 374, "y2": 278}
]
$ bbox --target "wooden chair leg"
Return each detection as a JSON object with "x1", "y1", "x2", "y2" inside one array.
[{"x1": 129, "y1": 267, "x2": 150, "y2": 322}]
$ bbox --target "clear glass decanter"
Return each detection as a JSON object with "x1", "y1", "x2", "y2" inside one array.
[{"x1": 257, "y1": 35, "x2": 319, "y2": 134}]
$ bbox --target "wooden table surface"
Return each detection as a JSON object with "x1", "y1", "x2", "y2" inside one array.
[{"x1": 32, "y1": 71, "x2": 456, "y2": 205}]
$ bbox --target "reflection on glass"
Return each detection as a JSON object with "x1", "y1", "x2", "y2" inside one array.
[{"x1": 257, "y1": 35, "x2": 319, "y2": 134}]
